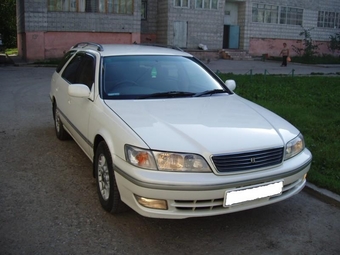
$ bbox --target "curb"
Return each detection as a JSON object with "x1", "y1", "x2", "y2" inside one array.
[
  {"x1": 0, "y1": 53, "x2": 15, "y2": 65},
  {"x1": 304, "y1": 182, "x2": 340, "y2": 208}
]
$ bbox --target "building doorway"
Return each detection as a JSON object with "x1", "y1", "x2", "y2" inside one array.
[
  {"x1": 223, "y1": 1, "x2": 239, "y2": 49},
  {"x1": 223, "y1": 25, "x2": 240, "y2": 49},
  {"x1": 173, "y1": 21, "x2": 187, "y2": 48}
]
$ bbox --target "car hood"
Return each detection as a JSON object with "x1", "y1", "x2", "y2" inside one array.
[{"x1": 104, "y1": 95, "x2": 299, "y2": 154}]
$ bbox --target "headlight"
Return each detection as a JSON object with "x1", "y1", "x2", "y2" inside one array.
[
  {"x1": 285, "y1": 133, "x2": 305, "y2": 160},
  {"x1": 125, "y1": 145, "x2": 157, "y2": 170},
  {"x1": 125, "y1": 145, "x2": 211, "y2": 172},
  {"x1": 153, "y1": 151, "x2": 211, "y2": 172}
]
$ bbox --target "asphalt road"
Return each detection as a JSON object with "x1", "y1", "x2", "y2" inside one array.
[{"x1": 0, "y1": 66, "x2": 340, "y2": 255}]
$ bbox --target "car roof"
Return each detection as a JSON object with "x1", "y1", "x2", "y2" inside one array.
[{"x1": 71, "y1": 43, "x2": 193, "y2": 57}]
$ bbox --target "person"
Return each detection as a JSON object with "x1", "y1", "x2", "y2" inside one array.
[{"x1": 279, "y1": 43, "x2": 290, "y2": 67}]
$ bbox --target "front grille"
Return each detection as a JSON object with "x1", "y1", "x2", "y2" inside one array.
[
  {"x1": 212, "y1": 147, "x2": 284, "y2": 173},
  {"x1": 174, "y1": 198, "x2": 224, "y2": 211}
]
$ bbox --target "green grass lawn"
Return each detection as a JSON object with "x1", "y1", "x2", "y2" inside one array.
[
  {"x1": 269, "y1": 55, "x2": 340, "y2": 64},
  {"x1": 218, "y1": 73, "x2": 340, "y2": 195},
  {"x1": 4, "y1": 48, "x2": 18, "y2": 55}
]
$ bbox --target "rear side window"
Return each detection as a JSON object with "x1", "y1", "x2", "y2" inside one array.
[{"x1": 56, "y1": 50, "x2": 76, "y2": 73}]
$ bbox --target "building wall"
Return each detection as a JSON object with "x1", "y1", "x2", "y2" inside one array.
[
  {"x1": 247, "y1": 0, "x2": 340, "y2": 56},
  {"x1": 141, "y1": 0, "x2": 158, "y2": 43},
  {"x1": 166, "y1": 1, "x2": 225, "y2": 49},
  {"x1": 142, "y1": 0, "x2": 225, "y2": 49},
  {"x1": 17, "y1": 0, "x2": 141, "y2": 61},
  {"x1": 156, "y1": 0, "x2": 170, "y2": 45},
  {"x1": 16, "y1": 0, "x2": 26, "y2": 58},
  {"x1": 238, "y1": 1, "x2": 249, "y2": 51},
  {"x1": 17, "y1": 0, "x2": 340, "y2": 60}
]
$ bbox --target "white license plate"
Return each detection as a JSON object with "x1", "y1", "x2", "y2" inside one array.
[{"x1": 224, "y1": 181, "x2": 283, "y2": 207}]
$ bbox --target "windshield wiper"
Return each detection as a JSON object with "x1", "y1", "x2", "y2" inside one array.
[
  {"x1": 139, "y1": 91, "x2": 195, "y2": 99},
  {"x1": 194, "y1": 89, "x2": 227, "y2": 97}
]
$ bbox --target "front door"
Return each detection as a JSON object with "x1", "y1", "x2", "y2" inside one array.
[{"x1": 60, "y1": 52, "x2": 96, "y2": 155}]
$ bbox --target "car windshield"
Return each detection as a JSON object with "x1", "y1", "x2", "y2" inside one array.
[{"x1": 101, "y1": 55, "x2": 228, "y2": 99}]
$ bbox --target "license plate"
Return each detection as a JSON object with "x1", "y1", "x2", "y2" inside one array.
[{"x1": 224, "y1": 181, "x2": 283, "y2": 207}]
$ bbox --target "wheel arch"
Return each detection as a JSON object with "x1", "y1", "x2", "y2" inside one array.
[
  {"x1": 93, "y1": 134, "x2": 105, "y2": 178},
  {"x1": 52, "y1": 96, "x2": 56, "y2": 119}
]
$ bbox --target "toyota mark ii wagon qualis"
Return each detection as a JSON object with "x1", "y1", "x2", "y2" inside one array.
[{"x1": 49, "y1": 42, "x2": 312, "y2": 219}]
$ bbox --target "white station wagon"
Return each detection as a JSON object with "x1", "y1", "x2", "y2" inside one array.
[{"x1": 50, "y1": 42, "x2": 312, "y2": 219}]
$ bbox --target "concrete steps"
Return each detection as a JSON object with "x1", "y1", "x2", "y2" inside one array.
[
  {"x1": 186, "y1": 49, "x2": 253, "y2": 62},
  {"x1": 221, "y1": 49, "x2": 253, "y2": 60},
  {"x1": 185, "y1": 49, "x2": 220, "y2": 63}
]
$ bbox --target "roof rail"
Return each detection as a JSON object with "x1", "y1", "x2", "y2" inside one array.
[
  {"x1": 138, "y1": 43, "x2": 184, "y2": 52},
  {"x1": 72, "y1": 42, "x2": 104, "y2": 51}
]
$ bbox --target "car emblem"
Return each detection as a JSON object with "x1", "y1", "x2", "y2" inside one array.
[{"x1": 250, "y1": 157, "x2": 256, "y2": 164}]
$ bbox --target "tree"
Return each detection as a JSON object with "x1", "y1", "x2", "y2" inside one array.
[
  {"x1": 0, "y1": 0, "x2": 16, "y2": 49},
  {"x1": 328, "y1": 33, "x2": 340, "y2": 54},
  {"x1": 292, "y1": 26, "x2": 320, "y2": 59}
]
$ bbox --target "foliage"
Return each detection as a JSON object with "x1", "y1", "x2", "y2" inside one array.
[
  {"x1": 328, "y1": 33, "x2": 340, "y2": 54},
  {"x1": 270, "y1": 54, "x2": 340, "y2": 64},
  {"x1": 292, "y1": 27, "x2": 320, "y2": 60},
  {"x1": 217, "y1": 73, "x2": 340, "y2": 195},
  {"x1": 4, "y1": 48, "x2": 18, "y2": 55},
  {"x1": 0, "y1": 0, "x2": 16, "y2": 49}
]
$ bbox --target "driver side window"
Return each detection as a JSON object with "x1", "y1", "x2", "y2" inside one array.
[{"x1": 62, "y1": 52, "x2": 96, "y2": 90}]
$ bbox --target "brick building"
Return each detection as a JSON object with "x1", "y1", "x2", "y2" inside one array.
[{"x1": 17, "y1": 0, "x2": 340, "y2": 61}]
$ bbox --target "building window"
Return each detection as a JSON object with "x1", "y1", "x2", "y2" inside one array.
[
  {"x1": 141, "y1": 0, "x2": 147, "y2": 20},
  {"x1": 318, "y1": 11, "x2": 339, "y2": 28},
  {"x1": 280, "y1": 7, "x2": 303, "y2": 26},
  {"x1": 252, "y1": 4, "x2": 303, "y2": 26},
  {"x1": 252, "y1": 3, "x2": 278, "y2": 23},
  {"x1": 48, "y1": 0, "x2": 77, "y2": 11},
  {"x1": 196, "y1": 0, "x2": 218, "y2": 10},
  {"x1": 174, "y1": 0, "x2": 189, "y2": 8},
  {"x1": 48, "y1": 0, "x2": 133, "y2": 14}
]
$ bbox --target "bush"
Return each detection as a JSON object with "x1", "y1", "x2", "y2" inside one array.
[
  {"x1": 328, "y1": 33, "x2": 340, "y2": 54},
  {"x1": 292, "y1": 27, "x2": 321, "y2": 60}
]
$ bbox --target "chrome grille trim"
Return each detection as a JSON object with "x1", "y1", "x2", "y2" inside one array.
[{"x1": 212, "y1": 147, "x2": 284, "y2": 173}]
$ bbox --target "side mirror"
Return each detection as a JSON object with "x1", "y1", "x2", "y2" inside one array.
[
  {"x1": 225, "y1": 80, "x2": 236, "y2": 91},
  {"x1": 68, "y1": 84, "x2": 91, "y2": 98}
]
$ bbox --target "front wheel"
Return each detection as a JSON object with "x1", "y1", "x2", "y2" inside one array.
[{"x1": 95, "y1": 141, "x2": 128, "y2": 214}]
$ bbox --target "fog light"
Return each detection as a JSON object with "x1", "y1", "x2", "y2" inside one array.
[
  {"x1": 135, "y1": 195, "x2": 168, "y2": 210},
  {"x1": 304, "y1": 173, "x2": 308, "y2": 180}
]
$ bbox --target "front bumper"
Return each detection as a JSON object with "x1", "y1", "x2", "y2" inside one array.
[{"x1": 113, "y1": 149, "x2": 312, "y2": 219}]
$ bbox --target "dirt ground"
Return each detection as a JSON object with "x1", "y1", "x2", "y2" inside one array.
[{"x1": 0, "y1": 66, "x2": 340, "y2": 255}]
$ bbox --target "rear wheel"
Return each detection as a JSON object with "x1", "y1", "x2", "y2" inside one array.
[
  {"x1": 95, "y1": 141, "x2": 128, "y2": 214},
  {"x1": 53, "y1": 103, "x2": 70, "y2": 140}
]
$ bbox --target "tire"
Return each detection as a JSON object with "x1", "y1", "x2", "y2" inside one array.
[
  {"x1": 95, "y1": 141, "x2": 128, "y2": 214},
  {"x1": 53, "y1": 103, "x2": 70, "y2": 140}
]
